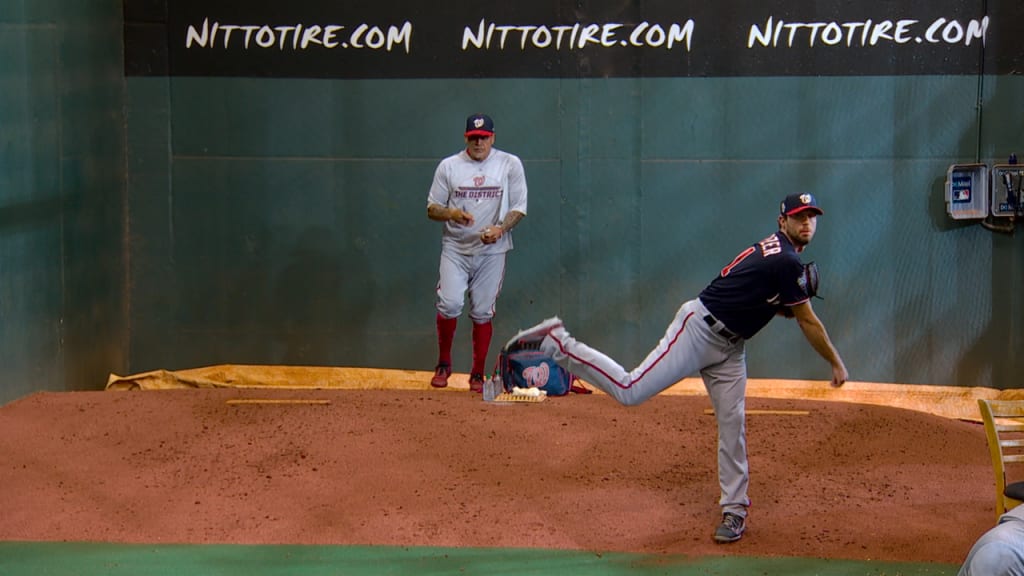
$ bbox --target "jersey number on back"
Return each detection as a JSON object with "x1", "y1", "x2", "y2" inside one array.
[
  {"x1": 720, "y1": 235, "x2": 781, "y2": 277},
  {"x1": 720, "y1": 247, "x2": 755, "y2": 277}
]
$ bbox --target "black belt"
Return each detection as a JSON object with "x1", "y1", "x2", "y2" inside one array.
[{"x1": 703, "y1": 314, "x2": 741, "y2": 344}]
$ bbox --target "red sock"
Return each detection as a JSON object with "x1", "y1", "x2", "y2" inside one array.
[
  {"x1": 471, "y1": 321, "x2": 493, "y2": 375},
  {"x1": 436, "y1": 314, "x2": 457, "y2": 366}
]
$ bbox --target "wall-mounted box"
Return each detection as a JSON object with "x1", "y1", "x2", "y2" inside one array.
[
  {"x1": 946, "y1": 163, "x2": 989, "y2": 220},
  {"x1": 990, "y1": 164, "x2": 1022, "y2": 218}
]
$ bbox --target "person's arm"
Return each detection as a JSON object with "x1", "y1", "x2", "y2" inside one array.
[
  {"x1": 483, "y1": 156, "x2": 528, "y2": 244},
  {"x1": 790, "y1": 301, "x2": 848, "y2": 387},
  {"x1": 427, "y1": 203, "x2": 474, "y2": 226},
  {"x1": 426, "y1": 160, "x2": 473, "y2": 226},
  {"x1": 481, "y1": 210, "x2": 524, "y2": 244}
]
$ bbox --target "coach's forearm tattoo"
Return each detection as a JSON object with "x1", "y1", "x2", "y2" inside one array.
[{"x1": 500, "y1": 210, "x2": 524, "y2": 231}]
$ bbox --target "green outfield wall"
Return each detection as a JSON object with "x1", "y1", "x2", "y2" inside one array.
[
  {"x1": 122, "y1": 74, "x2": 1023, "y2": 391},
  {"x1": 0, "y1": 1, "x2": 125, "y2": 404},
  {"x1": 0, "y1": 1, "x2": 1022, "y2": 405}
]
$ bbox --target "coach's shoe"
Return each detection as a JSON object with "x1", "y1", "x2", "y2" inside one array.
[
  {"x1": 713, "y1": 512, "x2": 746, "y2": 543},
  {"x1": 469, "y1": 373, "x2": 485, "y2": 393},
  {"x1": 504, "y1": 317, "x2": 563, "y2": 351},
  {"x1": 430, "y1": 363, "x2": 451, "y2": 388}
]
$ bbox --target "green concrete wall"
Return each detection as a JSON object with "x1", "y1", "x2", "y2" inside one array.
[
  {"x1": 125, "y1": 75, "x2": 1024, "y2": 389},
  {"x1": 2, "y1": 2, "x2": 1021, "y2": 404},
  {"x1": 0, "y1": 2, "x2": 126, "y2": 405}
]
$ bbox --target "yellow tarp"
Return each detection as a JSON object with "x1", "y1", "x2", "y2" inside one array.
[{"x1": 106, "y1": 364, "x2": 1024, "y2": 422}]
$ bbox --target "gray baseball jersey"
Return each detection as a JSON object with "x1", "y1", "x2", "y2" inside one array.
[
  {"x1": 959, "y1": 505, "x2": 1024, "y2": 575},
  {"x1": 427, "y1": 147, "x2": 528, "y2": 256}
]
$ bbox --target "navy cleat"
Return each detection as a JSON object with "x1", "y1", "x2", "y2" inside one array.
[{"x1": 713, "y1": 512, "x2": 746, "y2": 543}]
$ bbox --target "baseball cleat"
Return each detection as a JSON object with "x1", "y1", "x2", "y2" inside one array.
[
  {"x1": 430, "y1": 363, "x2": 451, "y2": 388},
  {"x1": 713, "y1": 512, "x2": 746, "y2": 543},
  {"x1": 504, "y1": 317, "x2": 563, "y2": 351},
  {"x1": 469, "y1": 373, "x2": 485, "y2": 393}
]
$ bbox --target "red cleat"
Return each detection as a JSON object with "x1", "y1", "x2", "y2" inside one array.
[{"x1": 430, "y1": 364, "x2": 451, "y2": 388}]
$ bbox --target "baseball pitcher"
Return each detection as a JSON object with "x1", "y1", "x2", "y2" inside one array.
[{"x1": 507, "y1": 192, "x2": 848, "y2": 543}]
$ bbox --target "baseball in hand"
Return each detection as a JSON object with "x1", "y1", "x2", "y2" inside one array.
[{"x1": 481, "y1": 225, "x2": 502, "y2": 244}]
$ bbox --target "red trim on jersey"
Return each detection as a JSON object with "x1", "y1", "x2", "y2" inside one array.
[
  {"x1": 721, "y1": 246, "x2": 756, "y2": 277},
  {"x1": 550, "y1": 312, "x2": 695, "y2": 390}
]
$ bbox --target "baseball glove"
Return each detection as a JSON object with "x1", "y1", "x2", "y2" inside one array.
[{"x1": 802, "y1": 262, "x2": 820, "y2": 299}]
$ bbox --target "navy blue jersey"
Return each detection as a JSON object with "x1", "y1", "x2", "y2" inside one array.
[{"x1": 698, "y1": 231, "x2": 809, "y2": 340}]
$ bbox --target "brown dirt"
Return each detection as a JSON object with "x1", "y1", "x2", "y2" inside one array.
[{"x1": 0, "y1": 388, "x2": 993, "y2": 564}]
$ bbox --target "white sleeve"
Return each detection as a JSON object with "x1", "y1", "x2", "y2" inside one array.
[
  {"x1": 506, "y1": 156, "x2": 527, "y2": 216},
  {"x1": 427, "y1": 160, "x2": 451, "y2": 207}
]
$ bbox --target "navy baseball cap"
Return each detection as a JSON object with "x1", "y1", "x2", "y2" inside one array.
[
  {"x1": 465, "y1": 113, "x2": 494, "y2": 137},
  {"x1": 780, "y1": 193, "x2": 824, "y2": 216}
]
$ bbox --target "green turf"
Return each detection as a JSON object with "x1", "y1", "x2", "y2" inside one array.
[{"x1": 0, "y1": 542, "x2": 960, "y2": 576}]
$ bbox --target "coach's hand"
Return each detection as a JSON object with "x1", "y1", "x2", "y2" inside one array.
[
  {"x1": 449, "y1": 208, "x2": 474, "y2": 226},
  {"x1": 481, "y1": 225, "x2": 503, "y2": 244}
]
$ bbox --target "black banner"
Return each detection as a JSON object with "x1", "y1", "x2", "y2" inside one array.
[{"x1": 124, "y1": 0, "x2": 1024, "y2": 78}]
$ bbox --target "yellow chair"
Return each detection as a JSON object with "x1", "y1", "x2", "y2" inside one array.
[{"x1": 978, "y1": 398, "x2": 1024, "y2": 520}]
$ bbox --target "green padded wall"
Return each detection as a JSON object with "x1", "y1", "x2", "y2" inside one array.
[
  {"x1": 124, "y1": 74, "x2": 1024, "y2": 388},
  {"x1": 0, "y1": 2, "x2": 126, "y2": 405},
  {"x1": 3, "y1": 1, "x2": 1021, "y2": 403}
]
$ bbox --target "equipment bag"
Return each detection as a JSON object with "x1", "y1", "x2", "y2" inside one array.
[{"x1": 494, "y1": 347, "x2": 590, "y2": 397}]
